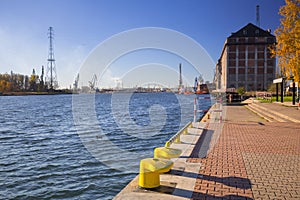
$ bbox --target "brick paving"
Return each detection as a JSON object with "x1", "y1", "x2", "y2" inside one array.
[{"x1": 190, "y1": 105, "x2": 300, "y2": 200}]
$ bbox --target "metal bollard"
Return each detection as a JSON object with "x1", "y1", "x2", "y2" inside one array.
[
  {"x1": 139, "y1": 158, "x2": 173, "y2": 189},
  {"x1": 174, "y1": 135, "x2": 181, "y2": 143},
  {"x1": 154, "y1": 147, "x2": 182, "y2": 159}
]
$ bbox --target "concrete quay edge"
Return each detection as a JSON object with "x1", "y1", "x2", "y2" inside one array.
[{"x1": 113, "y1": 104, "x2": 220, "y2": 200}]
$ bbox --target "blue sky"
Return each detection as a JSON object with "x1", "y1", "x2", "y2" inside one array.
[{"x1": 0, "y1": 0, "x2": 285, "y2": 88}]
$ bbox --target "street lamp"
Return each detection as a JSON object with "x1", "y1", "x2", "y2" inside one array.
[
  {"x1": 281, "y1": 76, "x2": 286, "y2": 103},
  {"x1": 290, "y1": 76, "x2": 296, "y2": 105}
]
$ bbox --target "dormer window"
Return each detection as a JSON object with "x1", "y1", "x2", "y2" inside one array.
[
  {"x1": 243, "y1": 29, "x2": 247, "y2": 35},
  {"x1": 255, "y1": 29, "x2": 259, "y2": 35}
]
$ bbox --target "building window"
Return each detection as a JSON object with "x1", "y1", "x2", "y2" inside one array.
[
  {"x1": 267, "y1": 68, "x2": 274, "y2": 74},
  {"x1": 238, "y1": 45, "x2": 246, "y2": 51},
  {"x1": 238, "y1": 60, "x2": 245, "y2": 66},
  {"x1": 248, "y1": 52, "x2": 255, "y2": 59},
  {"x1": 229, "y1": 53, "x2": 236, "y2": 59},
  {"x1": 255, "y1": 29, "x2": 259, "y2": 35},
  {"x1": 243, "y1": 30, "x2": 247, "y2": 35},
  {"x1": 248, "y1": 45, "x2": 255, "y2": 51},
  {"x1": 257, "y1": 45, "x2": 265, "y2": 51},
  {"x1": 228, "y1": 38, "x2": 236, "y2": 43},
  {"x1": 257, "y1": 60, "x2": 264, "y2": 67},
  {"x1": 238, "y1": 68, "x2": 245, "y2": 74},
  {"x1": 239, "y1": 38, "x2": 246, "y2": 43},
  {"x1": 257, "y1": 52, "x2": 264, "y2": 59},
  {"x1": 239, "y1": 52, "x2": 245, "y2": 59},
  {"x1": 256, "y1": 37, "x2": 265, "y2": 42},
  {"x1": 229, "y1": 60, "x2": 236, "y2": 67},
  {"x1": 229, "y1": 45, "x2": 236, "y2": 52},
  {"x1": 248, "y1": 38, "x2": 255, "y2": 43},
  {"x1": 248, "y1": 59, "x2": 255, "y2": 66},
  {"x1": 258, "y1": 68, "x2": 264, "y2": 74},
  {"x1": 229, "y1": 68, "x2": 236, "y2": 74}
]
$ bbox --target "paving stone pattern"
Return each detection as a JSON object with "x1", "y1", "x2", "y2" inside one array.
[{"x1": 190, "y1": 105, "x2": 300, "y2": 200}]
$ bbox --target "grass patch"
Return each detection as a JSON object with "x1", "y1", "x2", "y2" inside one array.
[{"x1": 257, "y1": 96, "x2": 295, "y2": 103}]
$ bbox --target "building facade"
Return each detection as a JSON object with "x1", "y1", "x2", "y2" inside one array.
[{"x1": 214, "y1": 23, "x2": 276, "y2": 92}]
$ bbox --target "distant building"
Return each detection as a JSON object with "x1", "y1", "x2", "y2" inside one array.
[{"x1": 214, "y1": 23, "x2": 276, "y2": 92}]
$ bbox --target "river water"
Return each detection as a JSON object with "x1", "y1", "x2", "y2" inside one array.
[{"x1": 0, "y1": 93, "x2": 211, "y2": 199}]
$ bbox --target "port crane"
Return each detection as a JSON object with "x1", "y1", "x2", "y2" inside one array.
[
  {"x1": 89, "y1": 74, "x2": 97, "y2": 91},
  {"x1": 73, "y1": 74, "x2": 79, "y2": 90}
]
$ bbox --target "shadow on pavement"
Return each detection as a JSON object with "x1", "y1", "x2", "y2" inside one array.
[
  {"x1": 153, "y1": 185, "x2": 253, "y2": 200},
  {"x1": 170, "y1": 170, "x2": 251, "y2": 190}
]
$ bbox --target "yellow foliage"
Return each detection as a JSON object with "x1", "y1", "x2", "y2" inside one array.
[
  {"x1": 273, "y1": 0, "x2": 300, "y2": 82},
  {"x1": 0, "y1": 80, "x2": 10, "y2": 92}
]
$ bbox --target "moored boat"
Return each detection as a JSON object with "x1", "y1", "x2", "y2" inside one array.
[{"x1": 194, "y1": 76, "x2": 210, "y2": 94}]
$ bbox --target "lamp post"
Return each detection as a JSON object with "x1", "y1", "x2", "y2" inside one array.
[
  {"x1": 276, "y1": 82, "x2": 279, "y2": 102},
  {"x1": 281, "y1": 77, "x2": 285, "y2": 103},
  {"x1": 290, "y1": 76, "x2": 296, "y2": 105}
]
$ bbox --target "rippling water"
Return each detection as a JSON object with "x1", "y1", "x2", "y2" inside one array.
[{"x1": 0, "y1": 93, "x2": 211, "y2": 199}]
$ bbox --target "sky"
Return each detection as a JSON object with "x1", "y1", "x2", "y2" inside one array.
[{"x1": 0, "y1": 0, "x2": 285, "y2": 88}]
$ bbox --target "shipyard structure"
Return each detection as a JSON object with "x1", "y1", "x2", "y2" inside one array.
[{"x1": 214, "y1": 23, "x2": 276, "y2": 92}]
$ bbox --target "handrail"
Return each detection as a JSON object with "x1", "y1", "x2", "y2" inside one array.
[{"x1": 165, "y1": 121, "x2": 192, "y2": 147}]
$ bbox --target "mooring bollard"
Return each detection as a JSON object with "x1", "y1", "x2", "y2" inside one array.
[
  {"x1": 154, "y1": 147, "x2": 182, "y2": 159},
  {"x1": 139, "y1": 158, "x2": 173, "y2": 189},
  {"x1": 174, "y1": 135, "x2": 181, "y2": 143}
]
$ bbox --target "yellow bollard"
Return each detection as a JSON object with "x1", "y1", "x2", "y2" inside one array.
[
  {"x1": 139, "y1": 158, "x2": 173, "y2": 189},
  {"x1": 154, "y1": 147, "x2": 182, "y2": 159},
  {"x1": 165, "y1": 141, "x2": 171, "y2": 147},
  {"x1": 174, "y1": 135, "x2": 181, "y2": 143}
]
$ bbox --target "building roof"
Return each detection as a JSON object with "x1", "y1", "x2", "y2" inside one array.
[{"x1": 228, "y1": 23, "x2": 275, "y2": 38}]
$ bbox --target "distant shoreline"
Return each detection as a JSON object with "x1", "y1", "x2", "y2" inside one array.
[
  {"x1": 0, "y1": 91, "x2": 73, "y2": 96},
  {"x1": 0, "y1": 91, "x2": 206, "y2": 96}
]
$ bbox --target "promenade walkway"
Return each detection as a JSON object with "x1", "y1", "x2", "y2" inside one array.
[
  {"x1": 114, "y1": 101, "x2": 300, "y2": 200},
  {"x1": 191, "y1": 102, "x2": 300, "y2": 199}
]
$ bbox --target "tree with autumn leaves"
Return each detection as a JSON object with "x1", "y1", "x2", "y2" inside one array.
[
  {"x1": 0, "y1": 68, "x2": 46, "y2": 93},
  {"x1": 272, "y1": 0, "x2": 300, "y2": 82}
]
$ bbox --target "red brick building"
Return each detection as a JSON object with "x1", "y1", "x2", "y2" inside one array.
[{"x1": 214, "y1": 23, "x2": 276, "y2": 92}]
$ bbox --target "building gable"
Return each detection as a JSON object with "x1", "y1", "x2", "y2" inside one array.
[{"x1": 228, "y1": 23, "x2": 275, "y2": 38}]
